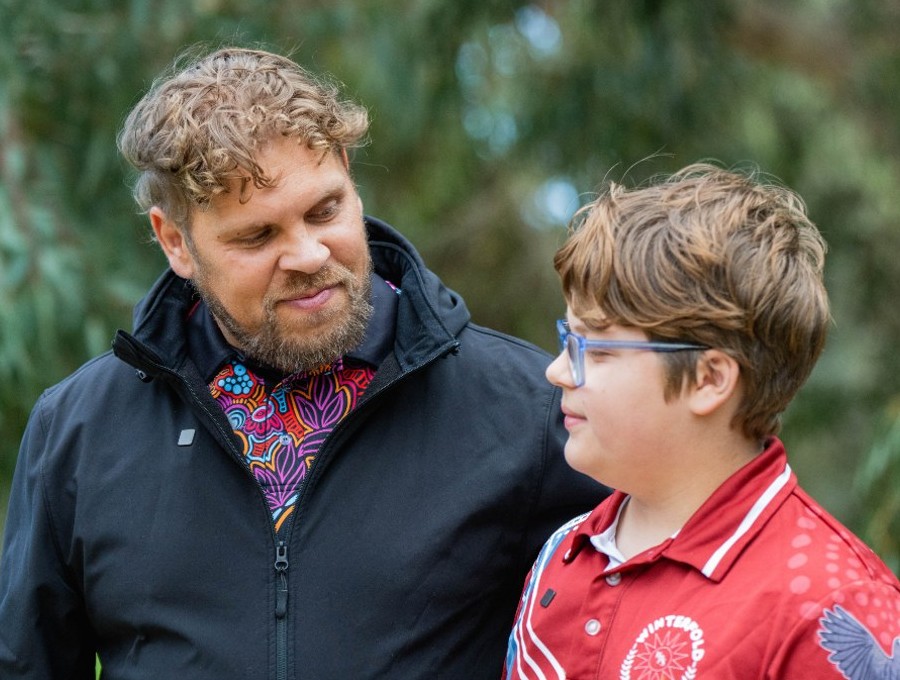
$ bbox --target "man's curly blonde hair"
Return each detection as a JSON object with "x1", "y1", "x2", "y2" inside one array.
[{"x1": 117, "y1": 46, "x2": 370, "y2": 229}]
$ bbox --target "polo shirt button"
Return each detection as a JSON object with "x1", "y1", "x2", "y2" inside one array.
[
  {"x1": 584, "y1": 618, "x2": 602, "y2": 636},
  {"x1": 605, "y1": 572, "x2": 622, "y2": 586}
]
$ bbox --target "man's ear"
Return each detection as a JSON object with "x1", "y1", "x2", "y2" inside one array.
[
  {"x1": 149, "y1": 207, "x2": 195, "y2": 279},
  {"x1": 688, "y1": 349, "x2": 741, "y2": 417}
]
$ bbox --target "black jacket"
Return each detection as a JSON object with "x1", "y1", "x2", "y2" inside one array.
[{"x1": 0, "y1": 217, "x2": 607, "y2": 679}]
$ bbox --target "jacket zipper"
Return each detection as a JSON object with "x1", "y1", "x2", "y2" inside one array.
[
  {"x1": 261, "y1": 348, "x2": 456, "y2": 678},
  {"x1": 114, "y1": 345, "x2": 293, "y2": 680},
  {"x1": 274, "y1": 540, "x2": 290, "y2": 680},
  {"x1": 119, "y1": 333, "x2": 459, "y2": 679}
]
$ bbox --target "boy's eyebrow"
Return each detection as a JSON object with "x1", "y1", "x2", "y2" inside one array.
[{"x1": 567, "y1": 316, "x2": 613, "y2": 334}]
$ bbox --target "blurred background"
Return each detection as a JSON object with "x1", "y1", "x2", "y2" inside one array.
[{"x1": 1, "y1": 0, "x2": 898, "y2": 571}]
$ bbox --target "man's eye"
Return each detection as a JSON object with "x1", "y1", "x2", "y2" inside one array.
[
  {"x1": 237, "y1": 229, "x2": 271, "y2": 246},
  {"x1": 308, "y1": 201, "x2": 340, "y2": 222}
]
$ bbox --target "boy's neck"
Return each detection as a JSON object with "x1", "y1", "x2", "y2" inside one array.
[
  {"x1": 615, "y1": 435, "x2": 763, "y2": 560},
  {"x1": 615, "y1": 492, "x2": 697, "y2": 559}
]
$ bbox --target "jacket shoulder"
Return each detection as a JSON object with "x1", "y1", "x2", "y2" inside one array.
[
  {"x1": 461, "y1": 323, "x2": 554, "y2": 363},
  {"x1": 34, "y1": 350, "x2": 140, "y2": 426}
]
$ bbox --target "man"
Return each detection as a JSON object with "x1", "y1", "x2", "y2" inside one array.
[{"x1": 0, "y1": 47, "x2": 606, "y2": 679}]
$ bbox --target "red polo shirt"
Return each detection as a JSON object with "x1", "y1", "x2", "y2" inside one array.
[{"x1": 504, "y1": 439, "x2": 900, "y2": 679}]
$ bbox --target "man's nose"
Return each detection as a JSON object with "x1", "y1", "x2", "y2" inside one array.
[{"x1": 278, "y1": 227, "x2": 330, "y2": 273}]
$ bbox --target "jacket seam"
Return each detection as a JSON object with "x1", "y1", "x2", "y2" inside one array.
[
  {"x1": 465, "y1": 322, "x2": 554, "y2": 357},
  {"x1": 35, "y1": 395, "x2": 73, "y2": 585},
  {"x1": 518, "y1": 381, "x2": 558, "y2": 565}
]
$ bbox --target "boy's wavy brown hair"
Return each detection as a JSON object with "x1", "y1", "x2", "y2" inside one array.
[{"x1": 556, "y1": 163, "x2": 830, "y2": 441}]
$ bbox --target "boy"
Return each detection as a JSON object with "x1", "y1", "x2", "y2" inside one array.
[{"x1": 504, "y1": 163, "x2": 900, "y2": 679}]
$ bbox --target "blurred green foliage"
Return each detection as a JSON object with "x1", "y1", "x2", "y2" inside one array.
[{"x1": 0, "y1": 0, "x2": 898, "y2": 571}]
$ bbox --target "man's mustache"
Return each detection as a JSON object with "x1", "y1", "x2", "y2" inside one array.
[{"x1": 277, "y1": 265, "x2": 355, "y2": 298}]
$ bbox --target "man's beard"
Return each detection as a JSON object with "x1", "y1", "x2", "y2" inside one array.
[{"x1": 195, "y1": 259, "x2": 374, "y2": 375}]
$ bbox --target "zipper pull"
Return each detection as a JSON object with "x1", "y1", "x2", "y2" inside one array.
[
  {"x1": 275, "y1": 541, "x2": 289, "y2": 572},
  {"x1": 275, "y1": 541, "x2": 289, "y2": 618}
]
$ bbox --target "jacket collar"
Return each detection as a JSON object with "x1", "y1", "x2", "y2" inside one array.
[
  {"x1": 365, "y1": 216, "x2": 468, "y2": 370},
  {"x1": 574, "y1": 438, "x2": 796, "y2": 582}
]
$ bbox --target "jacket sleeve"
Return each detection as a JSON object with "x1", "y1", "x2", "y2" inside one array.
[{"x1": 0, "y1": 396, "x2": 97, "y2": 679}]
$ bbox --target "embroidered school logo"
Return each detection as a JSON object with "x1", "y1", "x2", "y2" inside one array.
[
  {"x1": 620, "y1": 614, "x2": 705, "y2": 679},
  {"x1": 818, "y1": 605, "x2": 900, "y2": 679}
]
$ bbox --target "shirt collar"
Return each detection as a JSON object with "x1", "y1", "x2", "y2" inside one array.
[
  {"x1": 574, "y1": 438, "x2": 796, "y2": 582},
  {"x1": 188, "y1": 272, "x2": 399, "y2": 383},
  {"x1": 589, "y1": 498, "x2": 629, "y2": 571}
]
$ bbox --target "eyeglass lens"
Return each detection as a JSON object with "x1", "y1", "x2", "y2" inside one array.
[{"x1": 565, "y1": 334, "x2": 584, "y2": 386}]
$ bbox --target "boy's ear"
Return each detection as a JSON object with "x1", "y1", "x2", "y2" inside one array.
[
  {"x1": 688, "y1": 349, "x2": 741, "y2": 417},
  {"x1": 150, "y1": 206, "x2": 196, "y2": 280}
]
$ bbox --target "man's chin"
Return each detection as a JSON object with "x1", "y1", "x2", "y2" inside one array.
[
  {"x1": 274, "y1": 299, "x2": 345, "y2": 330},
  {"x1": 241, "y1": 336, "x2": 340, "y2": 374},
  {"x1": 209, "y1": 274, "x2": 372, "y2": 373},
  {"x1": 248, "y1": 314, "x2": 368, "y2": 373}
]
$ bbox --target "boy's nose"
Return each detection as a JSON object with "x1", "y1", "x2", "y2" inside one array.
[{"x1": 546, "y1": 351, "x2": 574, "y2": 388}]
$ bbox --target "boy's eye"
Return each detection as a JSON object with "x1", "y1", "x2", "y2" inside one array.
[
  {"x1": 586, "y1": 349, "x2": 613, "y2": 360},
  {"x1": 585, "y1": 343, "x2": 622, "y2": 360}
]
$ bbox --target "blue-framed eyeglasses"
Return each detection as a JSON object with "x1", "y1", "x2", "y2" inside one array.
[{"x1": 556, "y1": 319, "x2": 708, "y2": 387}]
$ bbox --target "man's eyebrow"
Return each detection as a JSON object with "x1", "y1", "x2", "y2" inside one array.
[
  {"x1": 308, "y1": 186, "x2": 347, "y2": 206},
  {"x1": 216, "y1": 222, "x2": 273, "y2": 240}
]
